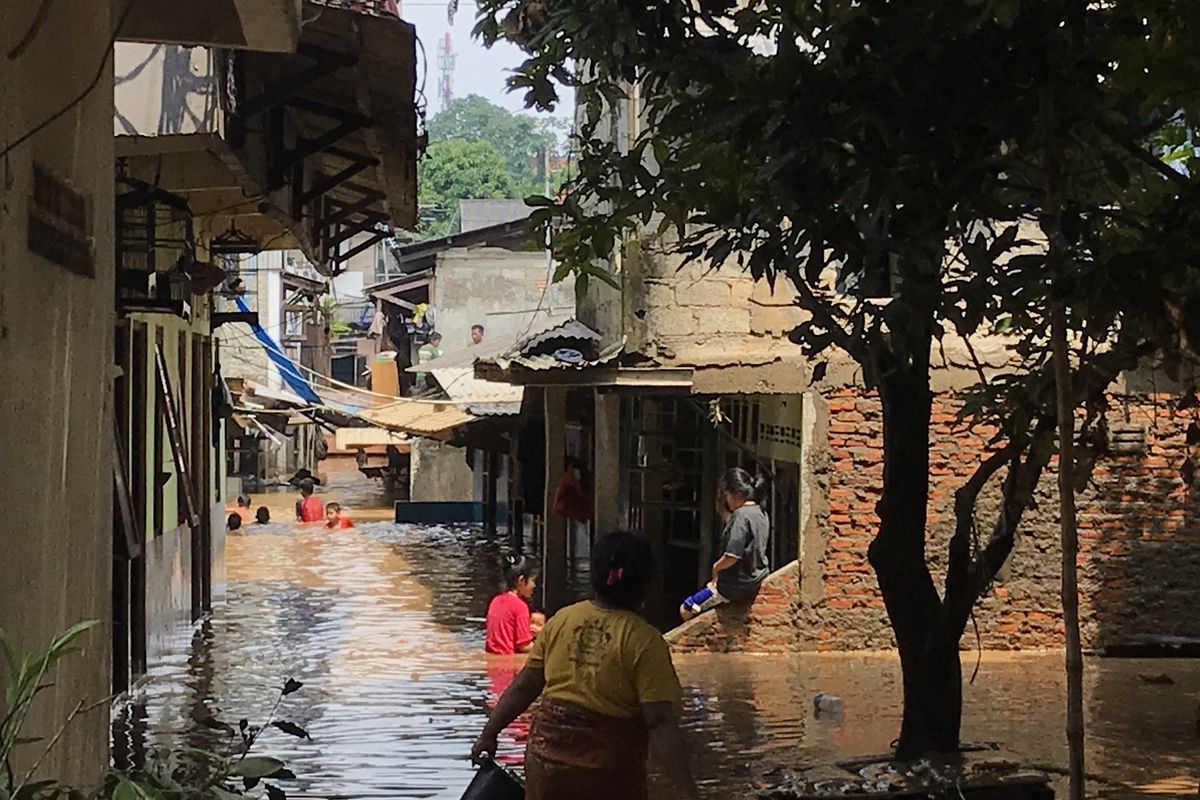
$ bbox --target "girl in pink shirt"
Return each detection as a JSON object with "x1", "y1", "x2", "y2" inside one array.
[{"x1": 485, "y1": 556, "x2": 541, "y2": 654}]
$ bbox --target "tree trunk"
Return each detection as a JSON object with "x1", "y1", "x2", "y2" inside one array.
[
  {"x1": 868, "y1": 365, "x2": 962, "y2": 759},
  {"x1": 1052, "y1": 306, "x2": 1086, "y2": 800}
]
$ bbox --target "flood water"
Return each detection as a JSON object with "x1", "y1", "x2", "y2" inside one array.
[{"x1": 113, "y1": 461, "x2": 1200, "y2": 799}]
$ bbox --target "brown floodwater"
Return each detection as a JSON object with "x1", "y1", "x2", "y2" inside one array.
[{"x1": 113, "y1": 461, "x2": 1200, "y2": 799}]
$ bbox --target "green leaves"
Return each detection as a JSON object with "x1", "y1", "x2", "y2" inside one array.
[{"x1": 230, "y1": 757, "x2": 286, "y2": 780}]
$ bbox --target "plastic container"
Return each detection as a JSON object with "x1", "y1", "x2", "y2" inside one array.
[
  {"x1": 461, "y1": 758, "x2": 524, "y2": 800},
  {"x1": 813, "y1": 692, "x2": 844, "y2": 716}
]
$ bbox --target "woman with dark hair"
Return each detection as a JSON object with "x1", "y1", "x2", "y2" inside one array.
[
  {"x1": 472, "y1": 532, "x2": 699, "y2": 800},
  {"x1": 680, "y1": 467, "x2": 770, "y2": 621},
  {"x1": 485, "y1": 555, "x2": 541, "y2": 655}
]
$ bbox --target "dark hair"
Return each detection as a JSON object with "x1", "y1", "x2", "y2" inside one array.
[
  {"x1": 502, "y1": 555, "x2": 540, "y2": 590},
  {"x1": 299, "y1": 478, "x2": 315, "y2": 496},
  {"x1": 718, "y1": 467, "x2": 767, "y2": 504},
  {"x1": 471, "y1": 324, "x2": 485, "y2": 333},
  {"x1": 428, "y1": 330, "x2": 442, "y2": 342},
  {"x1": 326, "y1": 502, "x2": 341, "y2": 513},
  {"x1": 227, "y1": 513, "x2": 242, "y2": 531},
  {"x1": 237, "y1": 494, "x2": 252, "y2": 508},
  {"x1": 591, "y1": 532, "x2": 655, "y2": 609},
  {"x1": 255, "y1": 506, "x2": 270, "y2": 524}
]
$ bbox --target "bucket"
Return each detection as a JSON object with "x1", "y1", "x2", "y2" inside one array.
[{"x1": 460, "y1": 758, "x2": 524, "y2": 800}]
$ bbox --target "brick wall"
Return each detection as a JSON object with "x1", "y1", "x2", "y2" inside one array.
[{"x1": 669, "y1": 389, "x2": 1200, "y2": 653}]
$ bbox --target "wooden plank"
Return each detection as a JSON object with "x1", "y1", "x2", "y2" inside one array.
[
  {"x1": 112, "y1": 428, "x2": 143, "y2": 560},
  {"x1": 155, "y1": 342, "x2": 201, "y2": 530}
]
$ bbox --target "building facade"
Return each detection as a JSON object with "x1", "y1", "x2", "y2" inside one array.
[{"x1": 0, "y1": 0, "x2": 420, "y2": 785}]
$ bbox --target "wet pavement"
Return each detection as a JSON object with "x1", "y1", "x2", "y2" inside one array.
[{"x1": 114, "y1": 461, "x2": 1200, "y2": 799}]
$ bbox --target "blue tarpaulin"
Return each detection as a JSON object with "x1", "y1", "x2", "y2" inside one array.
[{"x1": 235, "y1": 296, "x2": 321, "y2": 405}]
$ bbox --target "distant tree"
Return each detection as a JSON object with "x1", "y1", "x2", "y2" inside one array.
[
  {"x1": 425, "y1": 94, "x2": 566, "y2": 197},
  {"x1": 417, "y1": 138, "x2": 517, "y2": 238}
]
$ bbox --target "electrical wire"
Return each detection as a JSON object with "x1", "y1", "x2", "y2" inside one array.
[{"x1": 0, "y1": 0, "x2": 141, "y2": 161}]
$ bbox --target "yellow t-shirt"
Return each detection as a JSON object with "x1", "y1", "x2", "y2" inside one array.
[{"x1": 527, "y1": 600, "x2": 682, "y2": 719}]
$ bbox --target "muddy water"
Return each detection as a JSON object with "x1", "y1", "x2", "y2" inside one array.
[{"x1": 115, "y1": 462, "x2": 1200, "y2": 799}]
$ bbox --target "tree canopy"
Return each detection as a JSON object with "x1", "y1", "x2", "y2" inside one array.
[
  {"x1": 477, "y1": 0, "x2": 1200, "y2": 759},
  {"x1": 426, "y1": 94, "x2": 568, "y2": 197},
  {"x1": 416, "y1": 138, "x2": 518, "y2": 238}
]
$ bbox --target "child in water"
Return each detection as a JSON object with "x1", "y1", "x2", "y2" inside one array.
[
  {"x1": 226, "y1": 513, "x2": 242, "y2": 532},
  {"x1": 324, "y1": 502, "x2": 354, "y2": 529},
  {"x1": 295, "y1": 478, "x2": 323, "y2": 522},
  {"x1": 235, "y1": 494, "x2": 254, "y2": 522},
  {"x1": 485, "y1": 556, "x2": 541, "y2": 654},
  {"x1": 254, "y1": 506, "x2": 271, "y2": 524}
]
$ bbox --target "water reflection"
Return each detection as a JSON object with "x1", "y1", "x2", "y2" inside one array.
[{"x1": 115, "y1": 463, "x2": 1200, "y2": 799}]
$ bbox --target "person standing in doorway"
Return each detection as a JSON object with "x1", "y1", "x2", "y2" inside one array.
[
  {"x1": 472, "y1": 532, "x2": 699, "y2": 800},
  {"x1": 470, "y1": 324, "x2": 485, "y2": 346},
  {"x1": 680, "y1": 468, "x2": 770, "y2": 620},
  {"x1": 295, "y1": 478, "x2": 324, "y2": 523}
]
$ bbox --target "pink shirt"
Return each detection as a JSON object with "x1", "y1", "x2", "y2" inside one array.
[
  {"x1": 485, "y1": 592, "x2": 533, "y2": 655},
  {"x1": 298, "y1": 496, "x2": 324, "y2": 522}
]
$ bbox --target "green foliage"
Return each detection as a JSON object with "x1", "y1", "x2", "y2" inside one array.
[
  {"x1": 417, "y1": 138, "x2": 519, "y2": 238},
  {"x1": 425, "y1": 95, "x2": 566, "y2": 196},
  {"x1": 417, "y1": 95, "x2": 572, "y2": 238},
  {"x1": 1, "y1": 624, "x2": 310, "y2": 800}
]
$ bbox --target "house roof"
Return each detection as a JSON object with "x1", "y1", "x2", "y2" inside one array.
[
  {"x1": 383, "y1": 216, "x2": 542, "y2": 275},
  {"x1": 429, "y1": 367, "x2": 523, "y2": 416}
]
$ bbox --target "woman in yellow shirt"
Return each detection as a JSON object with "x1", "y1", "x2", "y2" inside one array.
[{"x1": 471, "y1": 532, "x2": 700, "y2": 800}]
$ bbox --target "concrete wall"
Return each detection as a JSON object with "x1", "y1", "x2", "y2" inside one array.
[
  {"x1": 113, "y1": 43, "x2": 222, "y2": 136},
  {"x1": 431, "y1": 248, "x2": 574, "y2": 353},
  {"x1": 0, "y1": 0, "x2": 117, "y2": 784},
  {"x1": 410, "y1": 439, "x2": 473, "y2": 502}
]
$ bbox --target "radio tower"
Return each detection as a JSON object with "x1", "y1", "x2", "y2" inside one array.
[{"x1": 437, "y1": 32, "x2": 456, "y2": 111}]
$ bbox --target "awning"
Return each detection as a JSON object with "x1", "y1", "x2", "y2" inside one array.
[
  {"x1": 359, "y1": 399, "x2": 476, "y2": 438},
  {"x1": 335, "y1": 427, "x2": 410, "y2": 449},
  {"x1": 428, "y1": 367, "x2": 523, "y2": 416}
]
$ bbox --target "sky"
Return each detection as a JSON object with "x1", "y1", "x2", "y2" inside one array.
[{"x1": 401, "y1": 0, "x2": 575, "y2": 122}]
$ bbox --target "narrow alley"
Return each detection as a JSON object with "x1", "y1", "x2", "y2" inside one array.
[{"x1": 109, "y1": 462, "x2": 1200, "y2": 800}]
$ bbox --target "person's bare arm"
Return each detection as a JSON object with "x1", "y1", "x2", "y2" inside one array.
[
  {"x1": 710, "y1": 553, "x2": 740, "y2": 584},
  {"x1": 471, "y1": 667, "x2": 545, "y2": 762},
  {"x1": 642, "y1": 701, "x2": 699, "y2": 799}
]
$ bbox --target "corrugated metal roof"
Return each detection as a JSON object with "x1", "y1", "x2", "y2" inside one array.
[
  {"x1": 517, "y1": 319, "x2": 601, "y2": 352},
  {"x1": 505, "y1": 340, "x2": 624, "y2": 371},
  {"x1": 429, "y1": 367, "x2": 523, "y2": 415},
  {"x1": 359, "y1": 399, "x2": 475, "y2": 434},
  {"x1": 459, "y1": 199, "x2": 530, "y2": 233}
]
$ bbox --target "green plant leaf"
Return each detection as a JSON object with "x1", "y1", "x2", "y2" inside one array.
[
  {"x1": 230, "y1": 758, "x2": 285, "y2": 780},
  {"x1": 270, "y1": 722, "x2": 310, "y2": 740},
  {"x1": 111, "y1": 779, "x2": 141, "y2": 800}
]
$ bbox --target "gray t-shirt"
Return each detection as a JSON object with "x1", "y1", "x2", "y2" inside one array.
[{"x1": 716, "y1": 503, "x2": 770, "y2": 599}]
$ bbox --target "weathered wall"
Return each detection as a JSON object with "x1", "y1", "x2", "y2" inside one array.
[
  {"x1": 667, "y1": 564, "x2": 802, "y2": 653},
  {"x1": 0, "y1": 0, "x2": 117, "y2": 785},
  {"x1": 432, "y1": 248, "x2": 574, "y2": 353},
  {"x1": 145, "y1": 526, "x2": 194, "y2": 660},
  {"x1": 410, "y1": 439, "x2": 473, "y2": 502},
  {"x1": 670, "y1": 389, "x2": 1200, "y2": 653}
]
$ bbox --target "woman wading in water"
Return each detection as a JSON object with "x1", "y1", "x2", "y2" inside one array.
[{"x1": 471, "y1": 532, "x2": 700, "y2": 800}]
